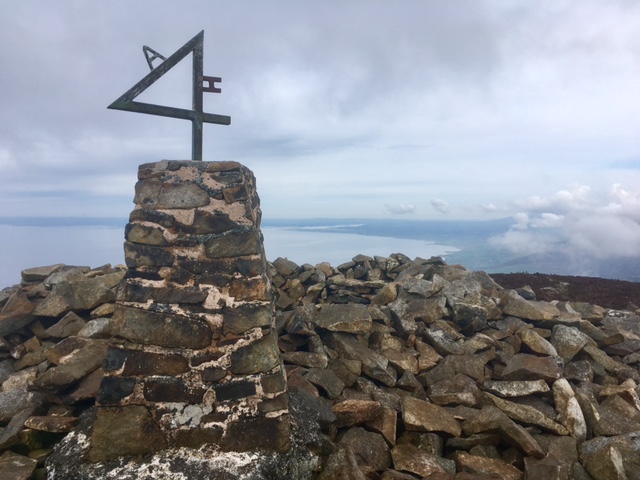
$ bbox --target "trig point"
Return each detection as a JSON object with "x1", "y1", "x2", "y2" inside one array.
[{"x1": 90, "y1": 32, "x2": 290, "y2": 462}]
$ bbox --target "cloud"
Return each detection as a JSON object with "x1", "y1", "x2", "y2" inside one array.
[
  {"x1": 385, "y1": 203, "x2": 416, "y2": 215},
  {"x1": 431, "y1": 199, "x2": 450, "y2": 214},
  {"x1": 491, "y1": 184, "x2": 640, "y2": 260}
]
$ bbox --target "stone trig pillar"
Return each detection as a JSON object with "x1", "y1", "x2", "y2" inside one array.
[{"x1": 90, "y1": 161, "x2": 289, "y2": 461}]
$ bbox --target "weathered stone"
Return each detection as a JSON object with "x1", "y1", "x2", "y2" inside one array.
[
  {"x1": 502, "y1": 353, "x2": 563, "y2": 381},
  {"x1": 483, "y1": 392, "x2": 569, "y2": 436},
  {"x1": 32, "y1": 340, "x2": 108, "y2": 394},
  {"x1": 452, "y1": 303, "x2": 488, "y2": 335},
  {"x1": 481, "y1": 379, "x2": 550, "y2": 397},
  {"x1": 339, "y1": 427, "x2": 391, "y2": 472},
  {"x1": 76, "y1": 317, "x2": 119, "y2": 339},
  {"x1": 305, "y1": 367, "x2": 345, "y2": 399},
  {"x1": 454, "y1": 451, "x2": 523, "y2": 480},
  {"x1": 498, "y1": 290, "x2": 561, "y2": 320},
  {"x1": 121, "y1": 350, "x2": 189, "y2": 376},
  {"x1": 89, "y1": 405, "x2": 167, "y2": 461},
  {"x1": 24, "y1": 416, "x2": 78, "y2": 433},
  {"x1": 114, "y1": 305, "x2": 212, "y2": 349},
  {"x1": 66, "y1": 368, "x2": 104, "y2": 403},
  {"x1": 143, "y1": 377, "x2": 205, "y2": 403},
  {"x1": 366, "y1": 406, "x2": 397, "y2": 445},
  {"x1": 553, "y1": 378, "x2": 587, "y2": 442},
  {"x1": 402, "y1": 396, "x2": 461, "y2": 437},
  {"x1": 312, "y1": 304, "x2": 372, "y2": 334},
  {"x1": 428, "y1": 373, "x2": 480, "y2": 407},
  {"x1": 332, "y1": 399, "x2": 383, "y2": 428},
  {"x1": 283, "y1": 351, "x2": 329, "y2": 369},
  {"x1": 372, "y1": 282, "x2": 398, "y2": 305},
  {"x1": 44, "y1": 311, "x2": 86, "y2": 338},
  {"x1": 272, "y1": 257, "x2": 299, "y2": 277},
  {"x1": 215, "y1": 380, "x2": 257, "y2": 402},
  {"x1": 34, "y1": 271, "x2": 124, "y2": 317},
  {"x1": 230, "y1": 333, "x2": 280, "y2": 375},
  {"x1": 324, "y1": 331, "x2": 396, "y2": 387},
  {"x1": 462, "y1": 406, "x2": 545, "y2": 458},
  {"x1": 205, "y1": 230, "x2": 261, "y2": 259},
  {"x1": 0, "y1": 390, "x2": 45, "y2": 423},
  {"x1": 382, "y1": 348, "x2": 419, "y2": 375},
  {"x1": 316, "y1": 445, "x2": 367, "y2": 480},
  {"x1": 21, "y1": 264, "x2": 65, "y2": 283},
  {"x1": 221, "y1": 415, "x2": 290, "y2": 453},
  {"x1": 222, "y1": 304, "x2": 273, "y2": 335},
  {"x1": 0, "y1": 290, "x2": 35, "y2": 337},
  {"x1": 518, "y1": 328, "x2": 558, "y2": 356},
  {"x1": 134, "y1": 178, "x2": 210, "y2": 209},
  {"x1": 0, "y1": 451, "x2": 37, "y2": 480},
  {"x1": 550, "y1": 324, "x2": 591, "y2": 362},
  {"x1": 390, "y1": 444, "x2": 456, "y2": 477}
]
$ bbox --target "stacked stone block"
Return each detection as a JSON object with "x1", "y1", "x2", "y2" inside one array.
[{"x1": 89, "y1": 160, "x2": 289, "y2": 462}]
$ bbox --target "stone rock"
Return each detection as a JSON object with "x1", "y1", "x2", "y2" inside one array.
[
  {"x1": 332, "y1": 399, "x2": 383, "y2": 428},
  {"x1": 32, "y1": 340, "x2": 108, "y2": 394},
  {"x1": 134, "y1": 177, "x2": 210, "y2": 209},
  {"x1": 89, "y1": 405, "x2": 167, "y2": 462},
  {"x1": 454, "y1": 451, "x2": 523, "y2": 480},
  {"x1": 272, "y1": 257, "x2": 299, "y2": 277},
  {"x1": 502, "y1": 353, "x2": 564, "y2": 381},
  {"x1": 312, "y1": 304, "x2": 372, "y2": 334},
  {"x1": 44, "y1": 311, "x2": 86, "y2": 338},
  {"x1": 553, "y1": 378, "x2": 587, "y2": 442},
  {"x1": 498, "y1": 290, "x2": 561, "y2": 320},
  {"x1": 324, "y1": 332, "x2": 396, "y2": 387},
  {"x1": 230, "y1": 333, "x2": 280, "y2": 375},
  {"x1": 283, "y1": 351, "x2": 329, "y2": 369},
  {"x1": 550, "y1": 324, "x2": 591, "y2": 362},
  {"x1": 481, "y1": 379, "x2": 550, "y2": 397},
  {"x1": 21, "y1": 264, "x2": 65, "y2": 283},
  {"x1": 115, "y1": 305, "x2": 212, "y2": 349},
  {"x1": 305, "y1": 367, "x2": 345, "y2": 399},
  {"x1": 428, "y1": 373, "x2": 480, "y2": 407},
  {"x1": 390, "y1": 444, "x2": 456, "y2": 477},
  {"x1": 401, "y1": 396, "x2": 462, "y2": 437},
  {"x1": 339, "y1": 427, "x2": 391, "y2": 472},
  {"x1": 316, "y1": 445, "x2": 367, "y2": 480},
  {"x1": 0, "y1": 290, "x2": 35, "y2": 337},
  {"x1": 0, "y1": 389, "x2": 45, "y2": 423},
  {"x1": 24, "y1": 416, "x2": 78, "y2": 433},
  {"x1": 482, "y1": 392, "x2": 569, "y2": 436},
  {"x1": 518, "y1": 328, "x2": 558, "y2": 356},
  {"x1": 366, "y1": 406, "x2": 397, "y2": 445},
  {"x1": 34, "y1": 271, "x2": 124, "y2": 317},
  {"x1": 0, "y1": 451, "x2": 37, "y2": 480},
  {"x1": 462, "y1": 406, "x2": 545, "y2": 458}
]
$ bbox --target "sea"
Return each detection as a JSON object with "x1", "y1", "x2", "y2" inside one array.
[{"x1": 1, "y1": 217, "x2": 637, "y2": 288}]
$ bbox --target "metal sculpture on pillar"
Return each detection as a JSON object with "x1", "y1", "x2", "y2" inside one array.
[{"x1": 108, "y1": 30, "x2": 230, "y2": 161}]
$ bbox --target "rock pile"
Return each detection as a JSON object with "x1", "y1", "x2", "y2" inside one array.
[{"x1": 1, "y1": 255, "x2": 640, "y2": 479}]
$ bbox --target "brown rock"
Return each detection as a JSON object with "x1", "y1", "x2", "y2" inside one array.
[
  {"x1": 481, "y1": 379, "x2": 550, "y2": 397},
  {"x1": 454, "y1": 451, "x2": 523, "y2": 480},
  {"x1": 332, "y1": 399, "x2": 383, "y2": 427},
  {"x1": 316, "y1": 445, "x2": 367, "y2": 480},
  {"x1": 402, "y1": 396, "x2": 462, "y2": 437},
  {"x1": 0, "y1": 290, "x2": 35, "y2": 337},
  {"x1": 462, "y1": 406, "x2": 545, "y2": 458},
  {"x1": 0, "y1": 451, "x2": 37, "y2": 480},
  {"x1": 24, "y1": 416, "x2": 78, "y2": 433},
  {"x1": 428, "y1": 373, "x2": 480, "y2": 407},
  {"x1": 390, "y1": 444, "x2": 456, "y2": 477},
  {"x1": 502, "y1": 353, "x2": 563, "y2": 381},
  {"x1": 90, "y1": 405, "x2": 166, "y2": 461},
  {"x1": 339, "y1": 427, "x2": 392, "y2": 472},
  {"x1": 366, "y1": 406, "x2": 397, "y2": 445},
  {"x1": 312, "y1": 304, "x2": 372, "y2": 334},
  {"x1": 230, "y1": 333, "x2": 280, "y2": 375}
]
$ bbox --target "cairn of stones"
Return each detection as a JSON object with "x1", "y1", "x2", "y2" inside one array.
[{"x1": 90, "y1": 160, "x2": 289, "y2": 460}]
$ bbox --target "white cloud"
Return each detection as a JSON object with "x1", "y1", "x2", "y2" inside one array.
[
  {"x1": 385, "y1": 203, "x2": 416, "y2": 215},
  {"x1": 492, "y1": 184, "x2": 640, "y2": 260},
  {"x1": 431, "y1": 199, "x2": 450, "y2": 214}
]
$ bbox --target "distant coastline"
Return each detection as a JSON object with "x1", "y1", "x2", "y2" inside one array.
[{"x1": 1, "y1": 216, "x2": 638, "y2": 288}]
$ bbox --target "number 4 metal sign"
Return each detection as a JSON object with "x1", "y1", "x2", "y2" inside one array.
[{"x1": 108, "y1": 30, "x2": 230, "y2": 161}]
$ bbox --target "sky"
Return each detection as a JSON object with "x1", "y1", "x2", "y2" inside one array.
[{"x1": 1, "y1": 1, "x2": 639, "y2": 265}]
